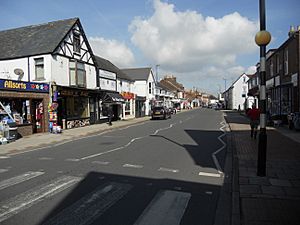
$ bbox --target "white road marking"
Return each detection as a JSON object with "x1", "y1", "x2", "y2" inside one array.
[
  {"x1": 0, "y1": 171, "x2": 44, "y2": 191},
  {"x1": 211, "y1": 120, "x2": 227, "y2": 173},
  {"x1": 43, "y1": 182, "x2": 132, "y2": 225},
  {"x1": 134, "y1": 190, "x2": 191, "y2": 225},
  {"x1": 0, "y1": 156, "x2": 10, "y2": 159},
  {"x1": 198, "y1": 172, "x2": 222, "y2": 178},
  {"x1": 92, "y1": 161, "x2": 110, "y2": 165},
  {"x1": 123, "y1": 164, "x2": 144, "y2": 169},
  {"x1": 0, "y1": 175, "x2": 81, "y2": 223},
  {"x1": 205, "y1": 191, "x2": 213, "y2": 195},
  {"x1": 0, "y1": 169, "x2": 8, "y2": 173},
  {"x1": 158, "y1": 167, "x2": 179, "y2": 173},
  {"x1": 38, "y1": 157, "x2": 53, "y2": 160},
  {"x1": 65, "y1": 158, "x2": 80, "y2": 162}
]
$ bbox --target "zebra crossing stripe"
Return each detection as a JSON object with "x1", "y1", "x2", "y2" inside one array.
[
  {"x1": 0, "y1": 171, "x2": 44, "y2": 191},
  {"x1": 134, "y1": 190, "x2": 191, "y2": 225},
  {"x1": 0, "y1": 175, "x2": 81, "y2": 223},
  {"x1": 43, "y1": 182, "x2": 132, "y2": 225},
  {"x1": 0, "y1": 169, "x2": 8, "y2": 173}
]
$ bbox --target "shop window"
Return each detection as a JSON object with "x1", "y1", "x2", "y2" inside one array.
[
  {"x1": 69, "y1": 60, "x2": 86, "y2": 87},
  {"x1": 73, "y1": 31, "x2": 81, "y2": 54},
  {"x1": 35, "y1": 58, "x2": 44, "y2": 80},
  {"x1": 66, "y1": 96, "x2": 88, "y2": 118},
  {"x1": 125, "y1": 100, "x2": 131, "y2": 115},
  {"x1": 0, "y1": 98, "x2": 31, "y2": 125}
]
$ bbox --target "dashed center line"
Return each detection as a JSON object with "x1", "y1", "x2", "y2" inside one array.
[
  {"x1": 65, "y1": 158, "x2": 80, "y2": 162},
  {"x1": 38, "y1": 157, "x2": 53, "y2": 160},
  {"x1": 92, "y1": 161, "x2": 110, "y2": 165},
  {"x1": 123, "y1": 164, "x2": 144, "y2": 169}
]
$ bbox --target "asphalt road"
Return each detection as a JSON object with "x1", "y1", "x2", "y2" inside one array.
[{"x1": 0, "y1": 108, "x2": 228, "y2": 225}]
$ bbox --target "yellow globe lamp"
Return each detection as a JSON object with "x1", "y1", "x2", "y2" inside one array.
[{"x1": 255, "y1": 30, "x2": 271, "y2": 46}]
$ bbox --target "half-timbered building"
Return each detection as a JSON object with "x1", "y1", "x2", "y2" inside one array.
[{"x1": 0, "y1": 18, "x2": 97, "y2": 135}]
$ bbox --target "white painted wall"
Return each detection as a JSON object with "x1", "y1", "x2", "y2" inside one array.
[{"x1": 230, "y1": 74, "x2": 249, "y2": 110}]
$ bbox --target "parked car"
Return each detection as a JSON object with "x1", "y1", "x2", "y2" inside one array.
[
  {"x1": 169, "y1": 107, "x2": 177, "y2": 114},
  {"x1": 151, "y1": 106, "x2": 171, "y2": 120}
]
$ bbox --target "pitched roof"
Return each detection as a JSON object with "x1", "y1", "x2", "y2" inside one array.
[
  {"x1": 0, "y1": 18, "x2": 78, "y2": 60},
  {"x1": 94, "y1": 56, "x2": 133, "y2": 81},
  {"x1": 121, "y1": 68, "x2": 152, "y2": 81}
]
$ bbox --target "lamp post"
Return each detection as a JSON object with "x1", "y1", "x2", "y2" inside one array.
[{"x1": 255, "y1": 0, "x2": 271, "y2": 176}]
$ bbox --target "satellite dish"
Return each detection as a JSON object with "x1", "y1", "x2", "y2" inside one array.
[{"x1": 14, "y1": 68, "x2": 24, "y2": 81}]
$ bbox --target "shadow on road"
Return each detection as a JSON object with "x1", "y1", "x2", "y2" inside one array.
[{"x1": 38, "y1": 171, "x2": 223, "y2": 225}]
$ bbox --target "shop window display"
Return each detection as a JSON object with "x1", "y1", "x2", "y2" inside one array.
[{"x1": 0, "y1": 99, "x2": 31, "y2": 125}]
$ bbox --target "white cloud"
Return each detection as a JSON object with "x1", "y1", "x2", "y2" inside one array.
[
  {"x1": 129, "y1": 0, "x2": 258, "y2": 74},
  {"x1": 89, "y1": 37, "x2": 135, "y2": 67}
]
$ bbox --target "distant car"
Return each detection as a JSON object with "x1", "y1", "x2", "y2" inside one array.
[{"x1": 151, "y1": 106, "x2": 171, "y2": 120}]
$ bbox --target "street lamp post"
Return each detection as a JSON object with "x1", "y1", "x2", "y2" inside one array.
[{"x1": 255, "y1": 0, "x2": 271, "y2": 176}]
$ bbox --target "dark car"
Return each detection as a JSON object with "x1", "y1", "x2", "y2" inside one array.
[{"x1": 151, "y1": 106, "x2": 171, "y2": 120}]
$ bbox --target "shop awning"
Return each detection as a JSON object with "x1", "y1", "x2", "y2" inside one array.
[{"x1": 103, "y1": 92, "x2": 125, "y2": 103}]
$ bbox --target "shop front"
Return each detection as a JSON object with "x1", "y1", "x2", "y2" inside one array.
[
  {"x1": 121, "y1": 92, "x2": 135, "y2": 120},
  {"x1": 0, "y1": 79, "x2": 50, "y2": 137},
  {"x1": 55, "y1": 86, "x2": 90, "y2": 129},
  {"x1": 135, "y1": 96, "x2": 146, "y2": 118},
  {"x1": 100, "y1": 91, "x2": 125, "y2": 121}
]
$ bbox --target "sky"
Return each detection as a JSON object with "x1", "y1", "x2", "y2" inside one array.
[{"x1": 0, "y1": 0, "x2": 299, "y2": 95}]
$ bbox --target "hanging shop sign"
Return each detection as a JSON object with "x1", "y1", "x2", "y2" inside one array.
[
  {"x1": 121, "y1": 92, "x2": 135, "y2": 100},
  {"x1": 0, "y1": 79, "x2": 49, "y2": 93}
]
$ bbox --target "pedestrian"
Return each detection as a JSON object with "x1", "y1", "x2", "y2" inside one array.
[
  {"x1": 108, "y1": 106, "x2": 113, "y2": 126},
  {"x1": 247, "y1": 105, "x2": 260, "y2": 139}
]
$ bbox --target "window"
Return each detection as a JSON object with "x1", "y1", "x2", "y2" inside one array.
[
  {"x1": 69, "y1": 60, "x2": 86, "y2": 87},
  {"x1": 73, "y1": 31, "x2": 81, "y2": 54},
  {"x1": 276, "y1": 55, "x2": 280, "y2": 74},
  {"x1": 35, "y1": 58, "x2": 44, "y2": 80},
  {"x1": 284, "y1": 49, "x2": 288, "y2": 75},
  {"x1": 149, "y1": 82, "x2": 152, "y2": 94},
  {"x1": 270, "y1": 59, "x2": 274, "y2": 76}
]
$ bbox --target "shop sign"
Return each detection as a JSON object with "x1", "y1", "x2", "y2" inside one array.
[
  {"x1": 121, "y1": 92, "x2": 135, "y2": 100},
  {"x1": 60, "y1": 89, "x2": 88, "y2": 97},
  {"x1": 0, "y1": 79, "x2": 49, "y2": 93},
  {"x1": 99, "y1": 69, "x2": 116, "y2": 80}
]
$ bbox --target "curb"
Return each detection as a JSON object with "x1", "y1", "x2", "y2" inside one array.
[
  {"x1": 223, "y1": 112, "x2": 241, "y2": 225},
  {"x1": 213, "y1": 119, "x2": 232, "y2": 225},
  {"x1": 1, "y1": 117, "x2": 150, "y2": 156}
]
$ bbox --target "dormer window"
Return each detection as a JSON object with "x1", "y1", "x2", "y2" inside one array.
[{"x1": 73, "y1": 31, "x2": 81, "y2": 54}]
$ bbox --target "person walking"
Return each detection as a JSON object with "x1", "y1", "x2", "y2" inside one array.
[
  {"x1": 108, "y1": 106, "x2": 113, "y2": 126},
  {"x1": 247, "y1": 104, "x2": 260, "y2": 139}
]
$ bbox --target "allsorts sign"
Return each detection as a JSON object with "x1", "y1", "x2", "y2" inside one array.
[{"x1": 0, "y1": 79, "x2": 49, "y2": 93}]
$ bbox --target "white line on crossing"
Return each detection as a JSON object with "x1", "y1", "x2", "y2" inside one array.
[
  {"x1": 158, "y1": 167, "x2": 179, "y2": 173},
  {"x1": 198, "y1": 172, "x2": 222, "y2": 178},
  {"x1": 134, "y1": 190, "x2": 191, "y2": 225},
  {"x1": 0, "y1": 171, "x2": 44, "y2": 191},
  {"x1": 43, "y1": 182, "x2": 132, "y2": 225},
  {"x1": 0, "y1": 175, "x2": 81, "y2": 223},
  {"x1": 0, "y1": 169, "x2": 8, "y2": 173}
]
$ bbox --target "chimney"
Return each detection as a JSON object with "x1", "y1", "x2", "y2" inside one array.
[{"x1": 288, "y1": 25, "x2": 295, "y2": 37}]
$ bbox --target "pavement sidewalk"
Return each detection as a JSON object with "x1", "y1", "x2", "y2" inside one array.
[
  {"x1": 0, "y1": 116, "x2": 150, "y2": 155},
  {"x1": 225, "y1": 111, "x2": 300, "y2": 225}
]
